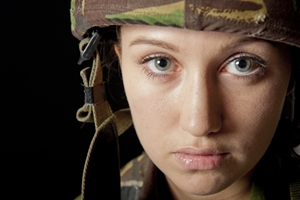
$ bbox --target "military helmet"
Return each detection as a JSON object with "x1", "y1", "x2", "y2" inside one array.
[{"x1": 71, "y1": 0, "x2": 300, "y2": 48}]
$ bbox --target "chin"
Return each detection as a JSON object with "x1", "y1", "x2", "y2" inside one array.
[{"x1": 166, "y1": 172, "x2": 232, "y2": 196}]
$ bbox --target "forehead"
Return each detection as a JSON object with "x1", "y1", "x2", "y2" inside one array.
[{"x1": 120, "y1": 25, "x2": 280, "y2": 51}]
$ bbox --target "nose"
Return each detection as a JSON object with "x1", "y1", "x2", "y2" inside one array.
[{"x1": 179, "y1": 74, "x2": 222, "y2": 137}]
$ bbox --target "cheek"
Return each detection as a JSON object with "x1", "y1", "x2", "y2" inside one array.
[
  {"x1": 125, "y1": 90, "x2": 172, "y2": 157},
  {"x1": 126, "y1": 86, "x2": 177, "y2": 136},
  {"x1": 121, "y1": 70, "x2": 183, "y2": 158},
  {"x1": 121, "y1": 62, "x2": 174, "y2": 137},
  {"x1": 223, "y1": 80, "x2": 288, "y2": 158}
]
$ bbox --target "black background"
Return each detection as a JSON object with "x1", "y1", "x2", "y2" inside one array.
[
  {"x1": 1, "y1": 1, "x2": 299, "y2": 199},
  {"x1": 2, "y1": 1, "x2": 94, "y2": 199}
]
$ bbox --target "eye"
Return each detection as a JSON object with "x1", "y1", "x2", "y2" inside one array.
[
  {"x1": 140, "y1": 54, "x2": 177, "y2": 74},
  {"x1": 222, "y1": 54, "x2": 266, "y2": 76},
  {"x1": 234, "y1": 59, "x2": 252, "y2": 72},
  {"x1": 149, "y1": 57, "x2": 172, "y2": 72}
]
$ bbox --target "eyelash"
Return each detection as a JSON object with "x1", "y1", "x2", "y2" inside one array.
[
  {"x1": 221, "y1": 53, "x2": 267, "y2": 82},
  {"x1": 139, "y1": 54, "x2": 176, "y2": 79},
  {"x1": 138, "y1": 53, "x2": 267, "y2": 81}
]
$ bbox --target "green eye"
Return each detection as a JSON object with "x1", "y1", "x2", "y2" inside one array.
[
  {"x1": 234, "y1": 59, "x2": 252, "y2": 72},
  {"x1": 223, "y1": 54, "x2": 266, "y2": 78},
  {"x1": 154, "y1": 58, "x2": 171, "y2": 71}
]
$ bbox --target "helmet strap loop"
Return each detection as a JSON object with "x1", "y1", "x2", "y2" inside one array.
[{"x1": 76, "y1": 37, "x2": 132, "y2": 200}]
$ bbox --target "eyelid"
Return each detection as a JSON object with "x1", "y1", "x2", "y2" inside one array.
[
  {"x1": 139, "y1": 53, "x2": 171, "y2": 64},
  {"x1": 220, "y1": 53, "x2": 267, "y2": 74},
  {"x1": 138, "y1": 53, "x2": 180, "y2": 80},
  {"x1": 139, "y1": 53, "x2": 179, "y2": 74},
  {"x1": 224, "y1": 53, "x2": 266, "y2": 67},
  {"x1": 219, "y1": 53, "x2": 267, "y2": 82}
]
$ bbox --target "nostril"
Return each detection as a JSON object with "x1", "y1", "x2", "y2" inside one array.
[{"x1": 180, "y1": 112, "x2": 222, "y2": 137}]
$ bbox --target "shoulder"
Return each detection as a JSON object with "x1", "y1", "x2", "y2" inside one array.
[
  {"x1": 280, "y1": 155, "x2": 300, "y2": 199},
  {"x1": 120, "y1": 153, "x2": 150, "y2": 200},
  {"x1": 255, "y1": 153, "x2": 300, "y2": 199}
]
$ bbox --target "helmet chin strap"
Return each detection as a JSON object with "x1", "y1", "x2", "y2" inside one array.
[{"x1": 76, "y1": 35, "x2": 133, "y2": 200}]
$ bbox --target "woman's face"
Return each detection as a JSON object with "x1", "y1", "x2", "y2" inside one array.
[{"x1": 116, "y1": 25, "x2": 291, "y2": 199}]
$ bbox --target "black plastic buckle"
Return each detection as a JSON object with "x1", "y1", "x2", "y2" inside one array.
[{"x1": 78, "y1": 31, "x2": 101, "y2": 65}]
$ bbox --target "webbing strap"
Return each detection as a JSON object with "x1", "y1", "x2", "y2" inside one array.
[
  {"x1": 76, "y1": 38, "x2": 133, "y2": 200},
  {"x1": 76, "y1": 38, "x2": 112, "y2": 127},
  {"x1": 81, "y1": 109, "x2": 132, "y2": 200}
]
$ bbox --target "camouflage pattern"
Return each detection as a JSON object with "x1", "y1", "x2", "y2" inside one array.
[{"x1": 70, "y1": 0, "x2": 300, "y2": 47}]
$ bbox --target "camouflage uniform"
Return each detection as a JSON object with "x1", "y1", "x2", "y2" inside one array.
[{"x1": 70, "y1": 1, "x2": 300, "y2": 199}]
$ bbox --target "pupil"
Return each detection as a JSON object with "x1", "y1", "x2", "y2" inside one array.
[
  {"x1": 237, "y1": 59, "x2": 248, "y2": 68},
  {"x1": 157, "y1": 59, "x2": 168, "y2": 68}
]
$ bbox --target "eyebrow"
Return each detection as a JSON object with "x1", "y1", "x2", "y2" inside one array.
[
  {"x1": 225, "y1": 37, "x2": 275, "y2": 52},
  {"x1": 129, "y1": 35, "x2": 275, "y2": 53},
  {"x1": 129, "y1": 37, "x2": 180, "y2": 52}
]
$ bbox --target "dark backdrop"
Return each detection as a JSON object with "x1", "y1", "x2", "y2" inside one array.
[
  {"x1": 2, "y1": 1, "x2": 95, "y2": 199},
  {"x1": 1, "y1": 1, "x2": 299, "y2": 200}
]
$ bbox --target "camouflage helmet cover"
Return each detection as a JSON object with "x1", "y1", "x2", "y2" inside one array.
[{"x1": 70, "y1": 0, "x2": 300, "y2": 48}]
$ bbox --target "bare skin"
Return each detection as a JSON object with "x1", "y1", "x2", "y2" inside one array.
[{"x1": 115, "y1": 25, "x2": 292, "y2": 200}]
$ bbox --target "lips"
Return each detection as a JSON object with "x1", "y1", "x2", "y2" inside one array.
[{"x1": 172, "y1": 147, "x2": 229, "y2": 170}]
